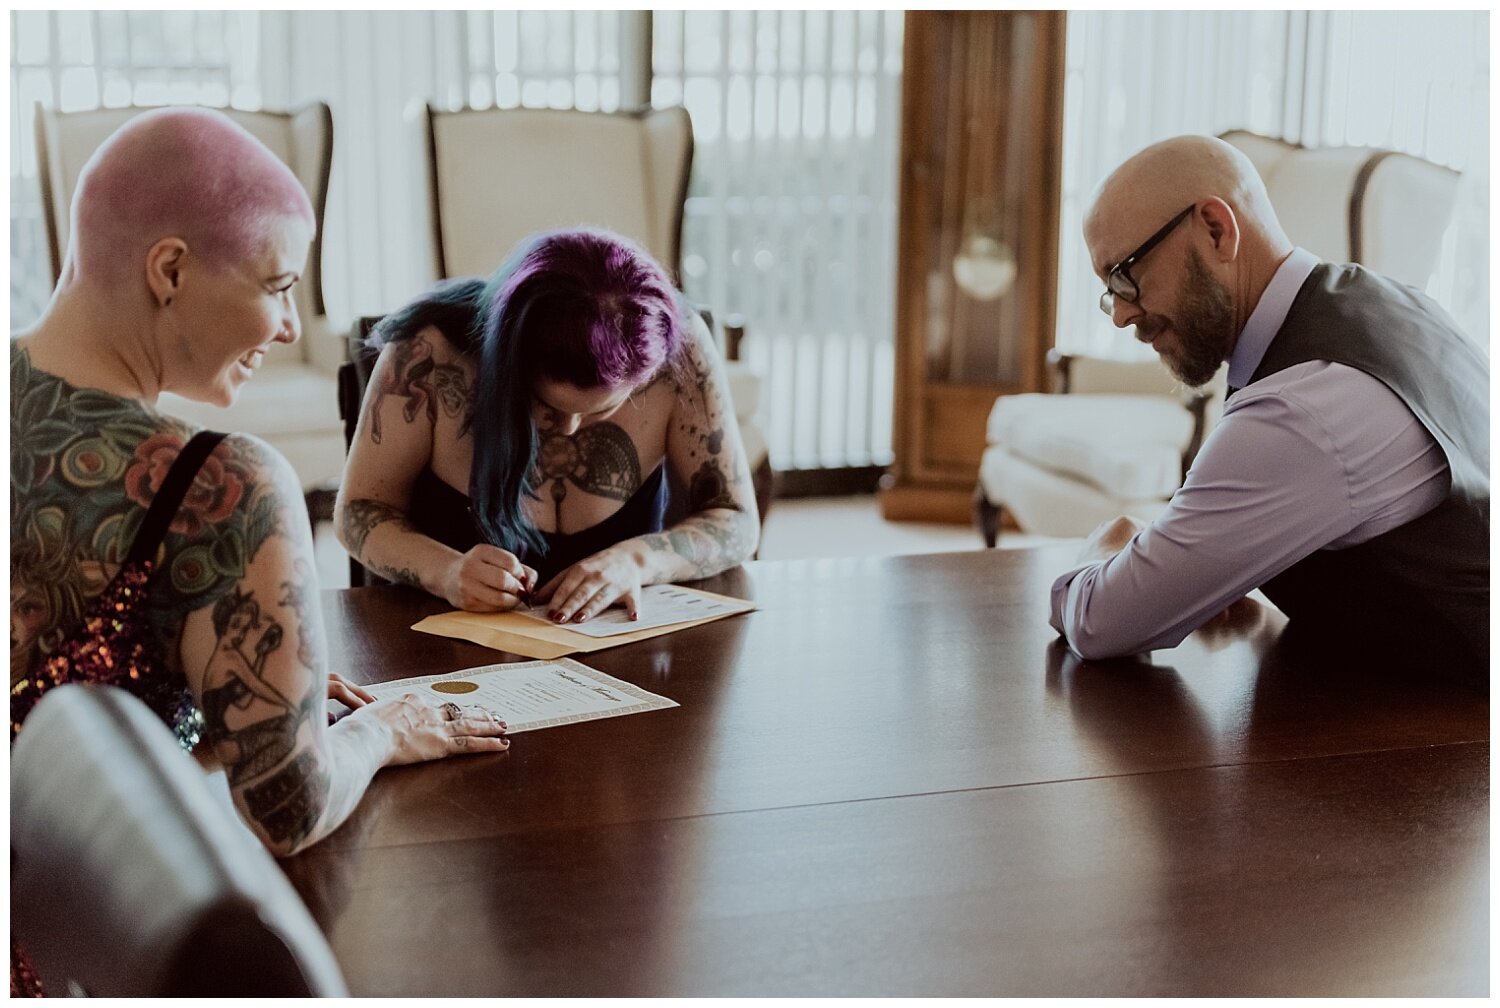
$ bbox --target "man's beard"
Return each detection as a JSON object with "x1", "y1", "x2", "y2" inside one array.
[{"x1": 1136, "y1": 249, "x2": 1235, "y2": 388}]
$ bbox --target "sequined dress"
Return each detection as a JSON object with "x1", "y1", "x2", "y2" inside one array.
[{"x1": 10, "y1": 428, "x2": 227, "y2": 997}]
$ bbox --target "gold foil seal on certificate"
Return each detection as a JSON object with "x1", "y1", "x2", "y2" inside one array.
[{"x1": 430, "y1": 680, "x2": 480, "y2": 695}]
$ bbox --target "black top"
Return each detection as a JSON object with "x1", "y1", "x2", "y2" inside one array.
[{"x1": 407, "y1": 464, "x2": 669, "y2": 586}]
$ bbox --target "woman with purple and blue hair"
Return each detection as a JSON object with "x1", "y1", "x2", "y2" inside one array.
[{"x1": 335, "y1": 227, "x2": 759, "y2": 623}]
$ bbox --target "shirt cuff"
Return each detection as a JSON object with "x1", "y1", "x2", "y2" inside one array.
[{"x1": 1048, "y1": 561, "x2": 1094, "y2": 637}]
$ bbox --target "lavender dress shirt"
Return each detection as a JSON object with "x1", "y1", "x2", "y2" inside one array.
[{"x1": 1050, "y1": 248, "x2": 1450, "y2": 658}]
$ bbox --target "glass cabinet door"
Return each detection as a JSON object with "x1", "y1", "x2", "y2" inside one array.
[{"x1": 883, "y1": 11, "x2": 1065, "y2": 521}]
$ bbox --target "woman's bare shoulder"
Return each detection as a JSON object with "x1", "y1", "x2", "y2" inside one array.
[{"x1": 377, "y1": 323, "x2": 476, "y2": 369}]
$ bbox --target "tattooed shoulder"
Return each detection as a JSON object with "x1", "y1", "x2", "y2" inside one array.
[
  {"x1": 10, "y1": 357, "x2": 297, "y2": 675},
  {"x1": 148, "y1": 432, "x2": 294, "y2": 627},
  {"x1": 368, "y1": 330, "x2": 475, "y2": 442}
]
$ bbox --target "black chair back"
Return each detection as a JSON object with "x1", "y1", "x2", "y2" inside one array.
[
  {"x1": 338, "y1": 316, "x2": 385, "y2": 586},
  {"x1": 11, "y1": 685, "x2": 348, "y2": 996}
]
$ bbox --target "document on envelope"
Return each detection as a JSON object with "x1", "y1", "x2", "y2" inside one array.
[
  {"x1": 411, "y1": 583, "x2": 756, "y2": 659},
  {"x1": 515, "y1": 583, "x2": 755, "y2": 637},
  {"x1": 361, "y1": 657, "x2": 677, "y2": 733}
]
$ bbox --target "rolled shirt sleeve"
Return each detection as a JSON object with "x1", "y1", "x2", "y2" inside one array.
[{"x1": 1049, "y1": 362, "x2": 1449, "y2": 659}]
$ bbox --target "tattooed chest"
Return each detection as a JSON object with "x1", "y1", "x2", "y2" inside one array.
[{"x1": 531, "y1": 421, "x2": 647, "y2": 521}]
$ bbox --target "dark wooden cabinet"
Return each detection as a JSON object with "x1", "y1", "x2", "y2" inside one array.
[{"x1": 880, "y1": 11, "x2": 1067, "y2": 522}]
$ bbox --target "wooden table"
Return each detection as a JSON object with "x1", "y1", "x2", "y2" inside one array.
[{"x1": 285, "y1": 547, "x2": 1488, "y2": 996}]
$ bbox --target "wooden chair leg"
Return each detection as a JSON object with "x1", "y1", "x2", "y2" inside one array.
[
  {"x1": 973, "y1": 483, "x2": 1001, "y2": 548},
  {"x1": 751, "y1": 456, "x2": 774, "y2": 527},
  {"x1": 303, "y1": 487, "x2": 336, "y2": 526}
]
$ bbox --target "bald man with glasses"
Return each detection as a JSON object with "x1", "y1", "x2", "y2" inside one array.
[{"x1": 1049, "y1": 135, "x2": 1488, "y2": 687}]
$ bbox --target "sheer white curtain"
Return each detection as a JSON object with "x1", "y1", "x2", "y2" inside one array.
[
  {"x1": 13, "y1": 12, "x2": 1484, "y2": 462},
  {"x1": 651, "y1": 11, "x2": 904, "y2": 469},
  {"x1": 9, "y1": 10, "x2": 906, "y2": 473},
  {"x1": 1055, "y1": 10, "x2": 1488, "y2": 358},
  {"x1": 1305, "y1": 11, "x2": 1488, "y2": 347},
  {"x1": 278, "y1": 10, "x2": 906, "y2": 470},
  {"x1": 8, "y1": 11, "x2": 632, "y2": 331},
  {"x1": 260, "y1": 10, "x2": 635, "y2": 327}
]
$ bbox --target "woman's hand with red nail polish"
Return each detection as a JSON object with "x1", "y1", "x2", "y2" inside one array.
[{"x1": 532, "y1": 545, "x2": 643, "y2": 625}]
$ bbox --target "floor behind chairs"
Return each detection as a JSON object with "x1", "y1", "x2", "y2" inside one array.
[
  {"x1": 757, "y1": 495, "x2": 1065, "y2": 560},
  {"x1": 313, "y1": 494, "x2": 1069, "y2": 589}
]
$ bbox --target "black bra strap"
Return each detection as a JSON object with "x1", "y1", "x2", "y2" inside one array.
[{"x1": 126, "y1": 430, "x2": 230, "y2": 565}]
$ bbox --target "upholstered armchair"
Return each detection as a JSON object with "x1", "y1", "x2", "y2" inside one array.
[
  {"x1": 975, "y1": 353, "x2": 1216, "y2": 543},
  {"x1": 974, "y1": 130, "x2": 1461, "y2": 545},
  {"x1": 34, "y1": 103, "x2": 345, "y2": 509},
  {"x1": 418, "y1": 104, "x2": 772, "y2": 518}
]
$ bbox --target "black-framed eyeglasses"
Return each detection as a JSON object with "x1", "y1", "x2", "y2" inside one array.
[{"x1": 1097, "y1": 204, "x2": 1196, "y2": 315}]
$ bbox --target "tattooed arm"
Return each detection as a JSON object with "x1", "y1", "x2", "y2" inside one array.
[
  {"x1": 334, "y1": 328, "x2": 535, "y2": 611},
  {"x1": 539, "y1": 314, "x2": 760, "y2": 623},
  {"x1": 179, "y1": 434, "x2": 509, "y2": 856}
]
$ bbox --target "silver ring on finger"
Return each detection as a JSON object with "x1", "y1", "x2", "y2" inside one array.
[{"x1": 440, "y1": 701, "x2": 463, "y2": 721}]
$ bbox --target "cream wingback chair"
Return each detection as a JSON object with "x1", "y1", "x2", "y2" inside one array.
[
  {"x1": 34, "y1": 103, "x2": 344, "y2": 511},
  {"x1": 974, "y1": 130, "x2": 1461, "y2": 545},
  {"x1": 415, "y1": 104, "x2": 772, "y2": 518}
]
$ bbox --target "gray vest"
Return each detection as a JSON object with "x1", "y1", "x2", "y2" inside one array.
[{"x1": 1245, "y1": 263, "x2": 1489, "y2": 686}]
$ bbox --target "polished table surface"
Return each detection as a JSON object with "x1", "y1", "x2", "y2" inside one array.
[{"x1": 285, "y1": 547, "x2": 1488, "y2": 996}]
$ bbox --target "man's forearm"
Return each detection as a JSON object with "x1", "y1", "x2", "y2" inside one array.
[
  {"x1": 1048, "y1": 515, "x2": 1182, "y2": 659},
  {"x1": 1050, "y1": 558, "x2": 1202, "y2": 660}
]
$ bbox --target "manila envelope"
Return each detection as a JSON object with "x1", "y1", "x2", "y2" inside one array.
[{"x1": 411, "y1": 585, "x2": 755, "y2": 659}]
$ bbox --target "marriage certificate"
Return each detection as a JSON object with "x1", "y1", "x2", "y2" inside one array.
[
  {"x1": 514, "y1": 583, "x2": 755, "y2": 637},
  {"x1": 360, "y1": 658, "x2": 678, "y2": 733}
]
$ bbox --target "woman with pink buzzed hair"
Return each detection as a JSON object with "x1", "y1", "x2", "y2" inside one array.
[{"x1": 11, "y1": 107, "x2": 507, "y2": 994}]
